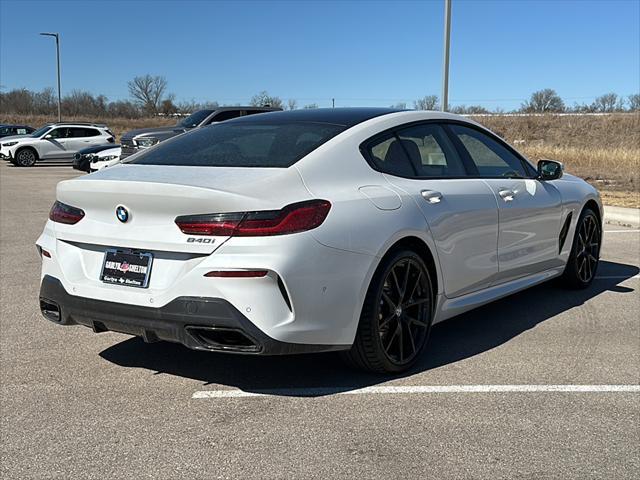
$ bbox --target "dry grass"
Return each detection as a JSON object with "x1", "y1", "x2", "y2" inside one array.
[
  {"x1": 471, "y1": 113, "x2": 639, "y2": 208},
  {"x1": 2, "y1": 113, "x2": 638, "y2": 207}
]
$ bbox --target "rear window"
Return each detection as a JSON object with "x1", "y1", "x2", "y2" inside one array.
[{"x1": 127, "y1": 122, "x2": 345, "y2": 168}]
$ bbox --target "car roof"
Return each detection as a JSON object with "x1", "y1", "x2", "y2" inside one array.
[
  {"x1": 45, "y1": 122, "x2": 108, "y2": 128},
  {"x1": 224, "y1": 107, "x2": 403, "y2": 127},
  {"x1": 213, "y1": 106, "x2": 282, "y2": 112},
  {"x1": 0, "y1": 124, "x2": 32, "y2": 128}
]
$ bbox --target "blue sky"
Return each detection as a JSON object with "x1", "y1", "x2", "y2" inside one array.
[{"x1": 1, "y1": 0, "x2": 638, "y2": 110}]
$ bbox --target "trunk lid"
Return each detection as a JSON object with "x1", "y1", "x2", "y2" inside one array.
[{"x1": 54, "y1": 164, "x2": 311, "y2": 254}]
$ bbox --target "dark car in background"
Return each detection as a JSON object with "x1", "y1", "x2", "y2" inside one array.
[
  {"x1": 119, "y1": 106, "x2": 281, "y2": 159},
  {"x1": 73, "y1": 144, "x2": 121, "y2": 172},
  {"x1": 0, "y1": 124, "x2": 35, "y2": 138}
]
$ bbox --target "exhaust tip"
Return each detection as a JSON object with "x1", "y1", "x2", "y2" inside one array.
[
  {"x1": 186, "y1": 326, "x2": 261, "y2": 353},
  {"x1": 40, "y1": 298, "x2": 61, "y2": 323}
]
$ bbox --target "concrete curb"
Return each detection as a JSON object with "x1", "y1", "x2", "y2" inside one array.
[{"x1": 604, "y1": 206, "x2": 640, "y2": 228}]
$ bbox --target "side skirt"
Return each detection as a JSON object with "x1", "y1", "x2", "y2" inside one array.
[{"x1": 433, "y1": 267, "x2": 564, "y2": 324}]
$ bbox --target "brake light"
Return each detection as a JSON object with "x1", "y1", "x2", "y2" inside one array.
[
  {"x1": 49, "y1": 201, "x2": 85, "y2": 225},
  {"x1": 175, "y1": 200, "x2": 331, "y2": 237}
]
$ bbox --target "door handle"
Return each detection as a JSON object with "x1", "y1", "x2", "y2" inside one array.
[
  {"x1": 498, "y1": 189, "x2": 515, "y2": 202},
  {"x1": 421, "y1": 190, "x2": 443, "y2": 204}
]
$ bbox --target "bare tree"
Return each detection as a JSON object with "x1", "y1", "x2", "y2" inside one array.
[
  {"x1": 160, "y1": 96, "x2": 178, "y2": 116},
  {"x1": 128, "y1": 75, "x2": 168, "y2": 114},
  {"x1": 521, "y1": 89, "x2": 565, "y2": 113},
  {"x1": 303, "y1": 103, "x2": 318, "y2": 109},
  {"x1": 287, "y1": 99, "x2": 298, "y2": 110},
  {"x1": 390, "y1": 102, "x2": 407, "y2": 109},
  {"x1": 591, "y1": 93, "x2": 622, "y2": 112},
  {"x1": 414, "y1": 95, "x2": 439, "y2": 110},
  {"x1": 176, "y1": 100, "x2": 219, "y2": 114},
  {"x1": 107, "y1": 100, "x2": 141, "y2": 118},
  {"x1": 33, "y1": 87, "x2": 57, "y2": 115},
  {"x1": 250, "y1": 91, "x2": 283, "y2": 108},
  {"x1": 629, "y1": 94, "x2": 640, "y2": 112},
  {"x1": 451, "y1": 104, "x2": 489, "y2": 114}
]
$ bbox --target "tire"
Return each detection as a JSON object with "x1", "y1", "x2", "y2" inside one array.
[
  {"x1": 343, "y1": 249, "x2": 434, "y2": 373},
  {"x1": 15, "y1": 148, "x2": 38, "y2": 167},
  {"x1": 561, "y1": 208, "x2": 601, "y2": 289}
]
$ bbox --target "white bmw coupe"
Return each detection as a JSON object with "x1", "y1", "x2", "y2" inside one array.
[{"x1": 37, "y1": 109, "x2": 602, "y2": 372}]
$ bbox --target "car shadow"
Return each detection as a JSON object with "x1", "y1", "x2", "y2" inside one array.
[{"x1": 99, "y1": 260, "x2": 639, "y2": 396}]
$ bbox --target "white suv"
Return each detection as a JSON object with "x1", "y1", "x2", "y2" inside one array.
[{"x1": 1, "y1": 123, "x2": 115, "y2": 167}]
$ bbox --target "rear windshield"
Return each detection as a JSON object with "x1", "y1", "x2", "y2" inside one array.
[{"x1": 127, "y1": 122, "x2": 345, "y2": 168}]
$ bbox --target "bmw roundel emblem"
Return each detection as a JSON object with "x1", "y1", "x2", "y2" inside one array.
[{"x1": 116, "y1": 205, "x2": 129, "y2": 223}]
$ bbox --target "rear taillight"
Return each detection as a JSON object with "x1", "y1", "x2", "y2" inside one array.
[
  {"x1": 49, "y1": 201, "x2": 85, "y2": 225},
  {"x1": 175, "y1": 200, "x2": 331, "y2": 237}
]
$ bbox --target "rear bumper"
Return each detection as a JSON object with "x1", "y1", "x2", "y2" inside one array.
[{"x1": 39, "y1": 275, "x2": 347, "y2": 355}]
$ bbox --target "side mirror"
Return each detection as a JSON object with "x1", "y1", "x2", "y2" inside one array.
[
  {"x1": 44, "y1": 134, "x2": 53, "y2": 139},
  {"x1": 537, "y1": 159, "x2": 563, "y2": 181}
]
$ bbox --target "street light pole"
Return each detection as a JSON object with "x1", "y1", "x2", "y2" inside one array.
[
  {"x1": 441, "y1": 0, "x2": 451, "y2": 112},
  {"x1": 40, "y1": 32, "x2": 61, "y2": 122}
]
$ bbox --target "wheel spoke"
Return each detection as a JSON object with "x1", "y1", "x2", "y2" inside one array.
[
  {"x1": 406, "y1": 323, "x2": 416, "y2": 354},
  {"x1": 400, "y1": 261, "x2": 412, "y2": 302},
  {"x1": 404, "y1": 298, "x2": 430, "y2": 309},
  {"x1": 578, "y1": 257, "x2": 587, "y2": 281},
  {"x1": 397, "y1": 323, "x2": 404, "y2": 362},
  {"x1": 384, "y1": 326, "x2": 399, "y2": 353},
  {"x1": 406, "y1": 315, "x2": 428, "y2": 328},
  {"x1": 390, "y1": 267, "x2": 402, "y2": 298},
  {"x1": 379, "y1": 312, "x2": 396, "y2": 330},
  {"x1": 381, "y1": 291, "x2": 396, "y2": 309},
  {"x1": 407, "y1": 270, "x2": 422, "y2": 304}
]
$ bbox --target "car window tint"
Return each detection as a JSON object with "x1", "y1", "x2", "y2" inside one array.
[
  {"x1": 0, "y1": 127, "x2": 8, "y2": 135},
  {"x1": 244, "y1": 110, "x2": 268, "y2": 117},
  {"x1": 366, "y1": 133, "x2": 416, "y2": 177},
  {"x1": 209, "y1": 111, "x2": 242, "y2": 123},
  {"x1": 449, "y1": 124, "x2": 527, "y2": 178},
  {"x1": 68, "y1": 128, "x2": 98, "y2": 137},
  {"x1": 128, "y1": 122, "x2": 345, "y2": 168},
  {"x1": 397, "y1": 124, "x2": 466, "y2": 177}
]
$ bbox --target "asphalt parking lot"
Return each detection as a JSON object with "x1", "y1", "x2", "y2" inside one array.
[{"x1": 1, "y1": 163, "x2": 638, "y2": 479}]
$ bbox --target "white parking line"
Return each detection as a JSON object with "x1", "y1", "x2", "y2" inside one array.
[
  {"x1": 594, "y1": 274, "x2": 640, "y2": 280},
  {"x1": 604, "y1": 230, "x2": 639, "y2": 233},
  {"x1": 192, "y1": 384, "x2": 640, "y2": 398}
]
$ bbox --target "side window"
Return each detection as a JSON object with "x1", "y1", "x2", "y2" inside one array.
[
  {"x1": 47, "y1": 128, "x2": 68, "y2": 139},
  {"x1": 396, "y1": 124, "x2": 466, "y2": 177},
  {"x1": 449, "y1": 124, "x2": 527, "y2": 178},
  {"x1": 69, "y1": 128, "x2": 99, "y2": 137},
  {"x1": 209, "y1": 111, "x2": 241, "y2": 123},
  {"x1": 16, "y1": 128, "x2": 28, "y2": 135},
  {"x1": 366, "y1": 133, "x2": 415, "y2": 177}
]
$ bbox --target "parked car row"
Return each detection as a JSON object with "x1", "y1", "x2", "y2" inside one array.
[
  {"x1": 120, "y1": 106, "x2": 280, "y2": 159},
  {"x1": 1, "y1": 122, "x2": 115, "y2": 167},
  {"x1": 2, "y1": 106, "x2": 282, "y2": 170}
]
